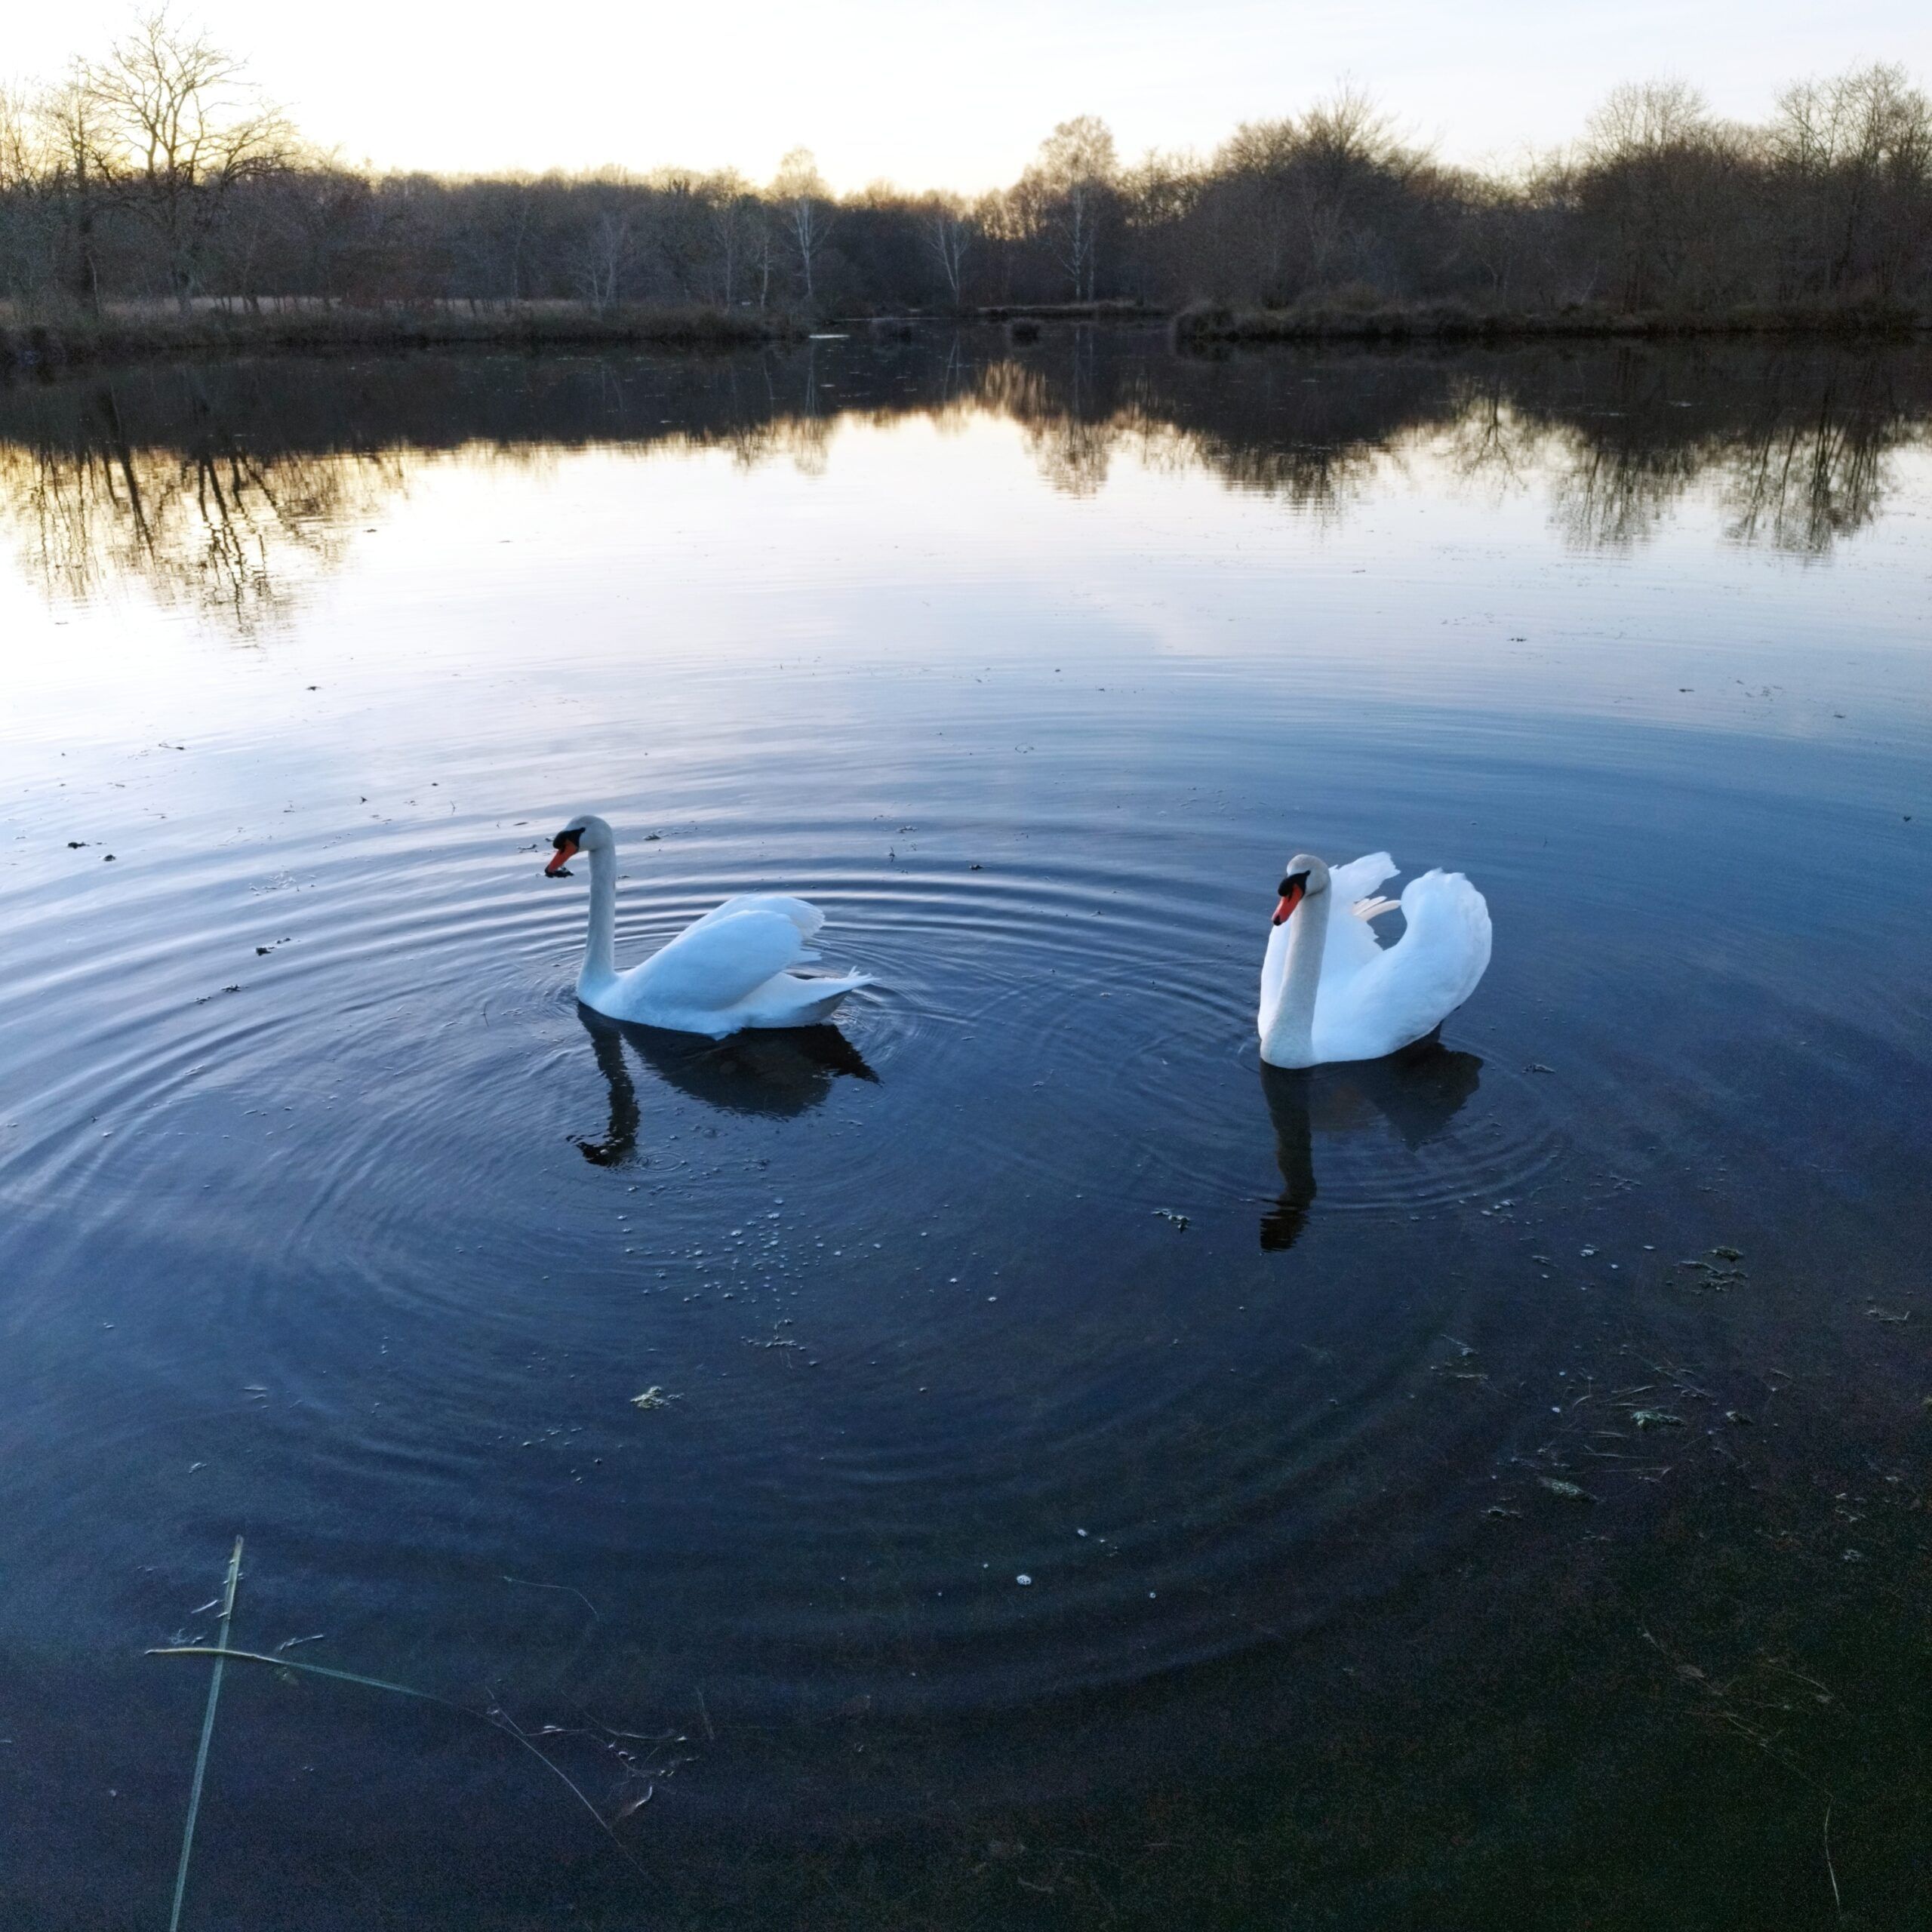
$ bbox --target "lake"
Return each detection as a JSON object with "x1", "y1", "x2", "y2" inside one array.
[{"x1": 1, "y1": 331, "x2": 1927, "y2": 1930}]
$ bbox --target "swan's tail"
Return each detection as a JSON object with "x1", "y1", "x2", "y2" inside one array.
[{"x1": 776, "y1": 973, "x2": 876, "y2": 1028}]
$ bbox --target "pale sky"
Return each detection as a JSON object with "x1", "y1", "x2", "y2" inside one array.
[{"x1": 9, "y1": 1, "x2": 1929, "y2": 192}]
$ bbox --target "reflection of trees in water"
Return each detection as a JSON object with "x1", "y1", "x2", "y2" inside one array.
[
  {"x1": 0, "y1": 394, "x2": 405, "y2": 630},
  {"x1": 1716, "y1": 377, "x2": 1898, "y2": 555},
  {"x1": 2, "y1": 336, "x2": 1927, "y2": 624},
  {"x1": 1547, "y1": 428, "x2": 1706, "y2": 550},
  {"x1": 980, "y1": 355, "x2": 1117, "y2": 496},
  {"x1": 1451, "y1": 346, "x2": 1925, "y2": 556}
]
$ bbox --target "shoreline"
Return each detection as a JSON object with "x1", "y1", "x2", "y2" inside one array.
[
  {"x1": 0, "y1": 303, "x2": 800, "y2": 375},
  {"x1": 1167, "y1": 300, "x2": 1932, "y2": 346},
  {"x1": 3, "y1": 298, "x2": 1928, "y2": 377}
]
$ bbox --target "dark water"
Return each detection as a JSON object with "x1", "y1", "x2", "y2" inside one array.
[{"x1": 1, "y1": 334, "x2": 1927, "y2": 1930}]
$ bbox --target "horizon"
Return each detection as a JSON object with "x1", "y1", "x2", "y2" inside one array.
[{"x1": 8, "y1": 0, "x2": 1932, "y2": 193}]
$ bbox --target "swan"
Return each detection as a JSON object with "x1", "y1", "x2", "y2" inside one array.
[
  {"x1": 543, "y1": 814, "x2": 874, "y2": 1036},
  {"x1": 1259, "y1": 851, "x2": 1491, "y2": 1069}
]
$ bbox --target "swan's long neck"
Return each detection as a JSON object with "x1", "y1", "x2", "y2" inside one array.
[
  {"x1": 580, "y1": 841, "x2": 618, "y2": 993},
  {"x1": 1261, "y1": 889, "x2": 1329, "y2": 1069}
]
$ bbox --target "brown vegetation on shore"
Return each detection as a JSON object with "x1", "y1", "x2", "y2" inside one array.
[
  {"x1": 1171, "y1": 299, "x2": 1930, "y2": 346},
  {"x1": 0, "y1": 299, "x2": 793, "y2": 372}
]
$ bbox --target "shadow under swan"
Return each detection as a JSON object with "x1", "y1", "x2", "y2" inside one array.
[
  {"x1": 573, "y1": 1003, "x2": 878, "y2": 1164},
  {"x1": 1258, "y1": 1040, "x2": 1484, "y2": 1251}
]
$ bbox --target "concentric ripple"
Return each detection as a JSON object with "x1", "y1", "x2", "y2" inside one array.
[{"x1": 2, "y1": 377, "x2": 1929, "y2": 1869}]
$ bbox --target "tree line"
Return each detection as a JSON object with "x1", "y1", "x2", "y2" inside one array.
[{"x1": 4, "y1": 14, "x2": 1931, "y2": 325}]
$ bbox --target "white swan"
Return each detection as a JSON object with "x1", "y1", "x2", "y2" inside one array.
[
  {"x1": 1259, "y1": 851, "x2": 1491, "y2": 1069},
  {"x1": 543, "y1": 814, "x2": 874, "y2": 1036}
]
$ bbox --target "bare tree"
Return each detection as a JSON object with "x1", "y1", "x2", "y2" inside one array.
[
  {"x1": 75, "y1": 10, "x2": 292, "y2": 312},
  {"x1": 921, "y1": 195, "x2": 972, "y2": 305},
  {"x1": 1576, "y1": 81, "x2": 1755, "y2": 309},
  {"x1": 701, "y1": 171, "x2": 759, "y2": 306},
  {"x1": 30, "y1": 72, "x2": 113, "y2": 312},
  {"x1": 772, "y1": 146, "x2": 832, "y2": 304},
  {"x1": 574, "y1": 202, "x2": 632, "y2": 307},
  {"x1": 0, "y1": 88, "x2": 60, "y2": 309},
  {"x1": 1021, "y1": 115, "x2": 1118, "y2": 300},
  {"x1": 1773, "y1": 63, "x2": 1932, "y2": 297}
]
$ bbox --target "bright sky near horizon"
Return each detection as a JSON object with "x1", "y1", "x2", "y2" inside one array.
[{"x1": 8, "y1": 1, "x2": 1930, "y2": 192}]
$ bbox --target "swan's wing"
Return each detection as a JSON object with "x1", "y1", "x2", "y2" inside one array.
[
  {"x1": 1330, "y1": 852, "x2": 1398, "y2": 903},
  {"x1": 1315, "y1": 869, "x2": 1491, "y2": 1058},
  {"x1": 1398, "y1": 870, "x2": 1492, "y2": 1016},
  {"x1": 635, "y1": 909, "x2": 811, "y2": 1011},
  {"x1": 688, "y1": 894, "x2": 826, "y2": 942},
  {"x1": 1318, "y1": 854, "x2": 1402, "y2": 986}
]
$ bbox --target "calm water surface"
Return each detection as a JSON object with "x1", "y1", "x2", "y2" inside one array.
[{"x1": 1, "y1": 336, "x2": 1927, "y2": 1930}]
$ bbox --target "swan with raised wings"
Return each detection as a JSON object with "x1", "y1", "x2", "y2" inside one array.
[
  {"x1": 1259, "y1": 851, "x2": 1491, "y2": 1069},
  {"x1": 544, "y1": 814, "x2": 874, "y2": 1036}
]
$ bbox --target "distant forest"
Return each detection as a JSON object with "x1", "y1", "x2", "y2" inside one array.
[{"x1": 4, "y1": 14, "x2": 1932, "y2": 327}]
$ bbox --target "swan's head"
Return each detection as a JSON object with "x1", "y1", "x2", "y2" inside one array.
[
  {"x1": 1272, "y1": 853, "x2": 1330, "y2": 925},
  {"x1": 545, "y1": 812, "x2": 614, "y2": 878}
]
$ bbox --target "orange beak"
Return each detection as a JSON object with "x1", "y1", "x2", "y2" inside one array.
[
  {"x1": 1272, "y1": 880, "x2": 1306, "y2": 927},
  {"x1": 545, "y1": 838, "x2": 580, "y2": 878}
]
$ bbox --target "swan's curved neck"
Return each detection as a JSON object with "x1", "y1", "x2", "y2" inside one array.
[
  {"x1": 579, "y1": 841, "x2": 618, "y2": 992},
  {"x1": 1262, "y1": 889, "x2": 1329, "y2": 1069}
]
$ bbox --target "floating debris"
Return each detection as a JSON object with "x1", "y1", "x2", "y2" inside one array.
[
  {"x1": 1630, "y1": 1409, "x2": 1685, "y2": 1430},
  {"x1": 631, "y1": 1386, "x2": 678, "y2": 1411},
  {"x1": 1153, "y1": 1208, "x2": 1189, "y2": 1232},
  {"x1": 1537, "y1": 1477, "x2": 1598, "y2": 1503},
  {"x1": 1673, "y1": 1247, "x2": 1749, "y2": 1291}
]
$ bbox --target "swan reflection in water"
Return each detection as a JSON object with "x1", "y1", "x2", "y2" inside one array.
[
  {"x1": 1259, "y1": 1041, "x2": 1483, "y2": 1251},
  {"x1": 573, "y1": 1004, "x2": 878, "y2": 1164}
]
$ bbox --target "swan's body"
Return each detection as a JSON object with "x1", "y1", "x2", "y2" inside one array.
[
  {"x1": 1259, "y1": 851, "x2": 1491, "y2": 1069},
  {"x1": 545, "y1": 814, "x2": 873, "y2": 1037}
]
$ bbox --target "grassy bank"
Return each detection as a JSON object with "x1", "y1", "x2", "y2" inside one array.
[
  {"x1": 1171, "y1": 299, "x2": 1932, "y2": 346},
  {"x1": 0, "y1": 300, "x2": 800, "y2": 374}
]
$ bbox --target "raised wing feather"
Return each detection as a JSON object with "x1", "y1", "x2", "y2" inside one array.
[
  {"x1": 633, "y1": 909, "x2": 809, "y2": 1011},
  {"x1": 689, "y1": 894, "x2": 826, "y2": 942},
  {"x1": 1329, "y1": 852, "x2": 1397, "y2": 903},
  {"x1": 1319, "y1": 852, "x2": 1401, "y2": 982}
]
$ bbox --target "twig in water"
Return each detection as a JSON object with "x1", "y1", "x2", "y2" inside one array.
[
  {"x1": 168, "y1": 1535, "x2": 243, "y2": 1932},
  {"x1": 1823, "y1": 1803, "x2": 1843, "y2": 1921},
  {"x1": 483, "y1": 1687, "x2": 645, "y2": 1870},
  {"x1": 146, "y1": 1645, "x2": 648, "y2": 1877},
  {"x1": 501, "y1": 1575, "x2": 600, "y2": 1620}
]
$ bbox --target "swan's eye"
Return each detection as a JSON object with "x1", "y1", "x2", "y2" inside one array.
[{"x1": 554, "y1": 829, "x2": 585, "y2": 851}]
